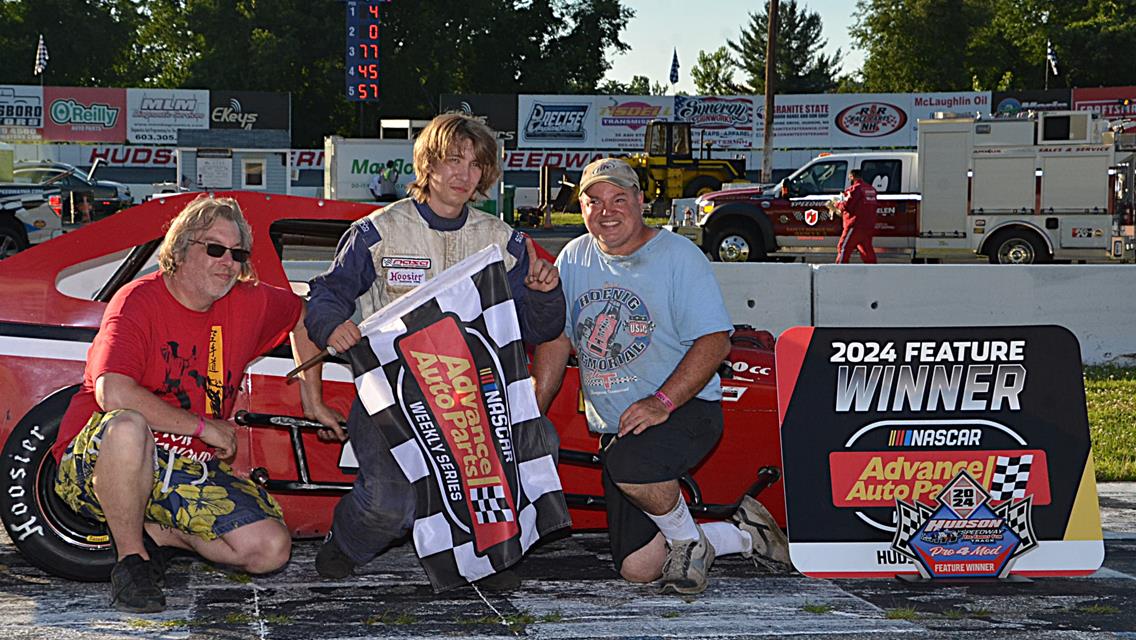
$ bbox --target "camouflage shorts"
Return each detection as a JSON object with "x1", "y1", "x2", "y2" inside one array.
[{"x1": 55, "y1": 410, "x2": 284, "y2": 541}]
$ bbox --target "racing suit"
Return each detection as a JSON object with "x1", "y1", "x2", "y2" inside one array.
[
  {"x1": 835, "y1": 179, "x2": 879, "y2": 264},
  {"x1": 305, "y1": 197, "x2": 565, "y2": 565}
]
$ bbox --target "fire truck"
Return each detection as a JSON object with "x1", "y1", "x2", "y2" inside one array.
[{"x1": 670, "y1": 111, "x2": 1136, "y2": 264}]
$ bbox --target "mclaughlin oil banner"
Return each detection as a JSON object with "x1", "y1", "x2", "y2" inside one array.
[
  {"x1": 776, "y1": 326, "x2": 1102, "y2": 579},
  {"x1": 343, "y1": 245, "x2": 570, "y2": 591}
]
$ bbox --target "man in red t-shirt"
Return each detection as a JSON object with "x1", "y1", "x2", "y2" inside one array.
[
  {"x1": 834, "y1": 169, "x2": 879, "y2": 264},
  {"x1": 53, "y1": 196, "x2": 343, "y2": 613}
]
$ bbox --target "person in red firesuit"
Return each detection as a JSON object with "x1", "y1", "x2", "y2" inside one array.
[{"x1": 833, "y1": 169, "x2": 878, "y2": 264}]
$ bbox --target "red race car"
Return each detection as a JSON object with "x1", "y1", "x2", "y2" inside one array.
[{"x1": 0, "y1": 193, "x2": 786, "y2": 581}]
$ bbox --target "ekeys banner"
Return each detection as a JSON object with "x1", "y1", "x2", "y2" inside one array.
[
  {"x1": 343, "y1": 246, "x2": 570, "y2": 591},
  {"x1": 776, "y1": 326, "x2": 1102, "y2": 579}
]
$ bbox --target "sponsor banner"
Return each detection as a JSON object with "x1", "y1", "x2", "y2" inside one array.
[
  {"x1": 993, "y1": 89, "x2": 1072, "y2": 115},
  {"x1": 0, "y1": 85, "x2": 44, "y2": 142},
  {"x1": 126, "y1": 88, "x2": 209, "y2": 145},
  {"x1": 1072, "y1": 86, "x2": 1136, "y2": 119},
  {"x1": 43, "y1": 87, "x2": 126, "y2": 143},
  {"x1": 675, "y1": 95, "x2": 755, "y2": 150},
  {"x1": 324, "y1": 139, "x2": 414, "y2": 201},
  {"x1": 758, "y1": 93, "x2": 913, "y2": 148},
  {"x1": 518, "y1": 95, "x2": 597, "y2": 148},
  {"x1": 439, "y1": 94, "x2": 519, "y2": 149},
  {"x1": 776, "y1": 326, "x2": 1102, "y2": 578},
  {"x1": 909, "y1": 91, "x2": 991, "y2": 138},
  {"x1": 502, "y1": 149, "x2": 612, "y2": 172},
  {"x1": 209, "y1": 90, "x2": 290, "y2": 131},
  {"x1": 18, "y1": 144, "x2": 322, "y2": 170},
  {"x1": 594, "y1": 96, "x2": 674, "y2": 149}
]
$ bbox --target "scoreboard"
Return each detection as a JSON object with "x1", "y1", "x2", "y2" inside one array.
[{"x1": 345, "y1": 1, "x2": 389, "y2": 102}]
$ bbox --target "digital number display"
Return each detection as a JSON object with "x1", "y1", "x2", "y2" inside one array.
[{"x1": 345, "y1": 1, "x2": 389, "y2": 102}]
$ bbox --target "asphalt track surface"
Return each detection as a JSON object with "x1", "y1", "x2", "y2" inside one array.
[{"x1": 0, "y1": 483, "x2": 1133, "y2": 639}]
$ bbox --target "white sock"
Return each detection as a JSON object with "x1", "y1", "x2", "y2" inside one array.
[
  {"x1": 703, "y1": 521, "x2": 752, "y2": 557},
  {"x1": 646, "y1": 494, "x2": 699, "y2": 542}
]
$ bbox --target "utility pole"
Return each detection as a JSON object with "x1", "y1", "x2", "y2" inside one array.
[{"x1": 761, "y1": 0, "x2": 779, "y2": 183}]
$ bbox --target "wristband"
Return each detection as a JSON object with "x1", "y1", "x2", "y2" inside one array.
[
  {"x1": 192, "y1": 414, "x2": 205, "y2": 439},
  {"x1": 653, "y1": 390, "x2": 675, "y2": 413}
]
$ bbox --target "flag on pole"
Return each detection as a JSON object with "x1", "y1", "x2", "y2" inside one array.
[
  {"x1": 33, "y1": 35, "x2": 48, "y2": 76},
  {"x1": 669, "y1": 48, "x2": 680, "y2": 84},
  {"x1": 1046, "y1": 40, "x2": 1058, "y2": 75},
  {"x1": 343, "y1": 245, "x2": 570, "y2": 592}
]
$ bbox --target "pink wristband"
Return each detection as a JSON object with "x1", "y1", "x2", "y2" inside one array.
[
  {"x1": 192, "y1": 414, "x2": 205, "y2": 439},
  {"x1": 653, "y1": 390, "x2": 675, "y2": 413}
]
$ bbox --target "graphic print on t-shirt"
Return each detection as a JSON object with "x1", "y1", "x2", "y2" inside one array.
[
  {"x1": 571, "y1": 285, "x2": 655, "y2": 393},
  {"x1": 153, "y1": 328, "x2": 236, "y2": 461}
]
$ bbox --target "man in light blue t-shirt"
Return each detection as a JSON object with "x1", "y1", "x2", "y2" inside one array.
[{"x1": 533, "y1": 158, "x2": 789, "y2": 596}]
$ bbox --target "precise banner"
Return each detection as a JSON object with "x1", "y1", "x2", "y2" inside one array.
[
  {"x1": 343, "y1": 245, "x2": 571, "y2": 591},
  {"x1": 518, "y1": 95, "x2": 597, "y2": 149},
  {"x1": 776, "y1": 325, "x2": 1103, "y2": 579}
]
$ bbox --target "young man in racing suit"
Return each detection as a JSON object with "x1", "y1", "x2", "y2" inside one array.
[
  {"x1": 834, "y1": 168, "x2": 879, "y2": 264},
  {"x1": 304, "y1": 112, "x2": 564, "y2": 590}
]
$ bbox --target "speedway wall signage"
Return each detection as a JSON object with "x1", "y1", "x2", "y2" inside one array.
[
  {"x1": 439, "y1": 93, "x2": 519, "y2": 149},
  {"x1": 776, "y1": 325, "x2": 1103, "y2": 579},
  {"x1": 43, "y1": 87, "x2": 125, "y2": 143},
  {"x1": 518, "y1": 95, "x2": 596, "y2": 148},
  {"x1": 125, "y1": 88, "x2": 209, "y2": 145},
  {"x1": 209, "y1": 90, "x2": 290, "y2": 132},
  {"x1": 0, "y1": 85, "x2": 44, "y2": 141}
]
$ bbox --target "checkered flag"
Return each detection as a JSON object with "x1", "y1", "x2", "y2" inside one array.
[
  {"x1": 990, "y1": 454, "x2": 1033, "y2": 500},
  {"x1": 344, "y1": 245, "x2": 570, "y2": 592},
  {"x1": 33, "y1": 35, "x2": 48, "y2": 76},
  {"x1": 891, "y1": 499, "x2": 932, "y2": 561}
]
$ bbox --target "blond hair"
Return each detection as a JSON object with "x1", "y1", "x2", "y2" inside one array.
[
  {"x1": 406, "y1": 112, "x2": 501, "y2": 203},
  {"x1": 157, "y1": 195, "x2": 255, "y2": 281}
]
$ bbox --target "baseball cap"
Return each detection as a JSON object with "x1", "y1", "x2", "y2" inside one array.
[{"x1": 578, "y1": 158, "x2": 640, "y2": 194}]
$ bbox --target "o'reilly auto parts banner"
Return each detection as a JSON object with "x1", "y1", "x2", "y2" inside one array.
[
  {"x1": 0, "y1": 85, "x2": 44, "y2": 142},
  {"x1": 518, "y1": 95, "x2": 596, "y2": 148},
  {"x1": 776, "y1": 326, "x2": 1102, "y2": 579},
  {"x1": 209, "y1": 90, "x2": 290, "y2": 132},
  {"x1": 126, "y1": 88, "x2": 209, "y2": 144},
  {"x1": 43, "y1": 87, "x2": 126, "y2": 143}
]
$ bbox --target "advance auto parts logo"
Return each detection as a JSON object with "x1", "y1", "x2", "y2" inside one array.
[
  {"x1": 212, "y1": 98, "x2": 258, "y2": 129},
  {"x1": 835, "y1": 102, "x2": 907, "y2": 138},
  {"x1": 49, "y1": 99, "x2": 119, "y2": 128},
  {"x1": 524, "y1": 102, "x2": 589, "y2": 141}
]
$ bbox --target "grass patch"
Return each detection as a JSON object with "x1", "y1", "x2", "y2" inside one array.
[
  {"x1": 885, "y1": 606, "x2": 919, "y2": 620},
  {"x1": 126, "y1": 618, "x2": 189, "y2": 629},
  {"x1": 803, "y1": 603, "x2": 833, "y2": 614},
  {"x1": 225, "y1": 572, "x2": 252, "y2": 584},
  {"x1": 942, "y1": 609, "x2": 965, "y2": 620},
  {"x1": 661, "y1": 611, "x2": 682, "y2": 619},
  {"x1": 458, "y1": 613, "x2": 536, "y2": 633},
  {"x1": 365, "y1": 611, "x2": 416, "y2": 625},
  {"x1": 969, "y1": 608, "x2": 991, "y2": 618},
  {"x1": 1078, "y1": 603, "x2": 1119, "y2": 615},
  {"x1": 539, "y1": 612, "x2": 563, "y2": 623},
  {"x1": 1085, "y1": 365, "x2": 1136, "y2": 481},
  {"x1": 225, "y1": 613, "x2": 253, "y2": 624}
]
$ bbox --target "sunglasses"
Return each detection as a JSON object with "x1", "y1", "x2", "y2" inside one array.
[{"x1": 190, "y1": 239, "x2": 250, "y2": 263}]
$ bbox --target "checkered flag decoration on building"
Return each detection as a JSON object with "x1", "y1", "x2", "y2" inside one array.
[
  {"x1": 33, "y1": 35, "x2": 48, "y2": 76},
  {"x1": 990, "y1": 454, "x2": 1033, "y2": 500},
  {"x1": 342, "y1": 245, "x2": 570, "y2": 592}
]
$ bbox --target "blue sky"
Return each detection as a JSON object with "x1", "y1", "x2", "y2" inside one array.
[{"x1": 605, "y1": 0, "x2": 863, "y2": 93}]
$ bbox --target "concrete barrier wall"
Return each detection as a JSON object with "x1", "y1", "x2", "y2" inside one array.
[
  {"x1": 711, "y1": 263, "x2": 813, "y2": 338},
  {"x1": 809, "y1": 264, "x2": 1136, "y2": 365}
]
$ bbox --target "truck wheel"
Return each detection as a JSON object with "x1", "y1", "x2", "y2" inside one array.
[
  {"x1": 987, "y1": 229, "x2": 1049, "y2": 265},
  {"x1": 709, "y1": 226, "x2": 766, "y2": 263},
  {"x1": 0, "y1": 218, "x2": 29, "y2": 260},
  {"x1": 0, "y1": 386, "x2": 115, "y2": 582},
  {"x1": 684, "y1": 177, "x2": 723, "y2": 198}
]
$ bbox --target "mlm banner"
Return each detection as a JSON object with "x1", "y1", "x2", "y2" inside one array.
[
  {"x1": 776, "y1": 326, "x2": 1102, "y2": 579},
  {"x1": 344, "y1": 246, "x2": 571, "y2": 591},
  {"x1": 126, "y1": 88, "x2": 209, "y2": 144}
]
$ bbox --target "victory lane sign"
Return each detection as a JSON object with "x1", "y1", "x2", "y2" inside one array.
[{"x1": 775, "y1": 326, "x2": 1103, "y2": 579}]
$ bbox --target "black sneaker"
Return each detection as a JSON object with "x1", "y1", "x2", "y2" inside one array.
[
  {"x1": 475, "y1": 568, "x2": 521, "y2": 592},
  {"x1": 142, "y1": 532, "x2": 169, "y2": 587},
  {"x1": 315, "y1": 534, "x2": 355, "y2": 579},
  {"x1": 110, "y1": 554, "x2": 166, "y2": 613}
]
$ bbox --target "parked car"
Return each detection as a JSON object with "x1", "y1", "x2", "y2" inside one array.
[
  {"x1": 0, "y1": 192, "x2": 786, "y2": 581},
  {"x1": 2, "y1": 161, "x2": 132, "y2": 222}
]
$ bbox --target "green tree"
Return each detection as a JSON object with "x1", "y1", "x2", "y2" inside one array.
[
  {"x1": 691, "y1": 47, "x2": 739, "y2": 95},
  {"x1": 597, "y1": 75, "x2": 656, "y2": 95},
  {"x1": 729, "y1": 0, "x2": 842, "y2": 94}
]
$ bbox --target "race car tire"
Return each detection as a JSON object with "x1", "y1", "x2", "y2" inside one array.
[
  {"x1": 683, "y1": 176, "x2": 723, "y2": 198},
  {"x1": 0, "y1": 385, "x2": 115, "y2": 582},
  {"x1": 0, "y1": 217, "x2": 29, "y2": 260},
  {"x1": 709, "y1": 224, "x2": 766, "y2": 263},
  {"x1": 987, "y1": 228, "x2": 1050, "y2": 265}
]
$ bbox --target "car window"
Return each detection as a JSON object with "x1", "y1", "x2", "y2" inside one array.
[
  {"x1": 11, "y1": 171, "x2": 42, "y2": 184},
  {"x1": 860, "y1": 160, "x2": 902, "y2": 194},
  {"x1": 268, "y1": 218, "x2": 361, "y2": 323},
  {"x1": 786, "y1": 160, "x2": 848, "y2": 196},
  {"x1": 56, "y1": 245, "x2": 159, "y2": 301}
]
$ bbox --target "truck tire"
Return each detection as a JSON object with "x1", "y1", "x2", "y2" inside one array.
[
  {"x1": 0, "y1": 217, "x2": 29, "y2": 260},
  {"x1": 0, "y1": 386, "x2": 115, "y2": 582},
  {"x1": 987, "y1": 229, "x2": 1050, "y2": 265},
  {"x1": 684, "y1": 176, "x2": 723, "y2": 198},
  {"x1": 709, "y1": 225, "x2": 766, "y2": 263}
]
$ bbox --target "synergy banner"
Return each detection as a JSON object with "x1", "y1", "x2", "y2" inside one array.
[
  {"x1": 343, "y1": 246, "x2": 570, "y2": 591},
  {"x1": 776, "y1": 326, "x2": 1102, "y2": 579}
]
